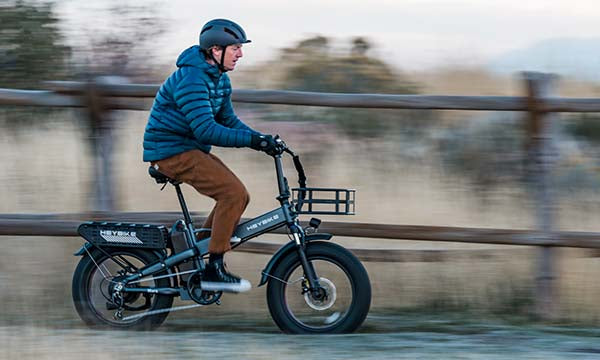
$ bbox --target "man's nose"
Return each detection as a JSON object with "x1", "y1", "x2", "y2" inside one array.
[{"x1": 238, "y1": 49, "x2": 243, "y2": 58}]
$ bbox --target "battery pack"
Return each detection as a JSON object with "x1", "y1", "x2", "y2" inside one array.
[{"x1": 78, "y1": 222, "x2": 168, "y2": 249}]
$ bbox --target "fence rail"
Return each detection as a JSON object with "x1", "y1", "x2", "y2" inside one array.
[
  {"x1": 1, "y1": 213, "x2": 600, "y2": 263},
  {"x1": 1, "y1": 81, "x2": 600, "y2": 112},
  {"x1": 2, "y1": 212, "x2": 600, "y2": 248}
]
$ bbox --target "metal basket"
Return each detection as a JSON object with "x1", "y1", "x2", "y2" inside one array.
[{"x1": 292, "y1": 188, "x2": 355, "y2": 215}]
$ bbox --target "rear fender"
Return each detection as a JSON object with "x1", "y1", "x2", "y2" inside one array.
[
  {"x1": 258, "y1": 233, "x2": 332, "y2": 287},
  {"x1": 73, "y1": 242, "x2": 93, "y2": 256},
  {"x1": 74, "y1": 242, "x2": 167, "y2": 260}
]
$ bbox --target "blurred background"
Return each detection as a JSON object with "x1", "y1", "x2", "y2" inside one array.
[{"x1": 2, "y1": 0, "x2": 600, "y2": 358}]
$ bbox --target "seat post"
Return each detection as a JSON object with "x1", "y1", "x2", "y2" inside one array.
[{"x1": 174, "y1": 184, "x2": 193, "y2": 225}]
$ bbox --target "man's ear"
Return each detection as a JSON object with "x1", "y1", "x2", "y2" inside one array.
[{"x1": 211, "y1": 46, "x2": 223, "y2": 58}]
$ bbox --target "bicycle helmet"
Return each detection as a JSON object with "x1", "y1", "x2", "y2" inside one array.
[{"x1": 199, "y1": 19, "x2": 251, "y2": 72}]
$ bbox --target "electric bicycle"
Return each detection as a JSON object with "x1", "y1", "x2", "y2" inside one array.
[{"x1": 71, "y1": 137, "x2": 371, "y2": 333}]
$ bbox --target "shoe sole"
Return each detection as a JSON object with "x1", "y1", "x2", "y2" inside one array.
[{"x1": 201, "y1": 279, "x2": 252, "y2": 293}]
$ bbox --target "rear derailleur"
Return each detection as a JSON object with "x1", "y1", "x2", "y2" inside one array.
[{"x1": 106, "y1": 276, "x2": 152, "y2": 319}]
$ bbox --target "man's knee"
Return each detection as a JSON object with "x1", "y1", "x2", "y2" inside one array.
[
  {"x1": 225, "y1": 182, "x2": 250, "y2": 208},
  {"x1": 238, "y1": 185, "x2": 250, "y2": 208}
]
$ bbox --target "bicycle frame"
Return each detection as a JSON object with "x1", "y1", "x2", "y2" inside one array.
[{"x1": 109, "y1": 151, "x2": 320, "y2": 292}]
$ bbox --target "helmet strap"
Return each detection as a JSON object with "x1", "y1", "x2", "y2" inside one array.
[
  {"x1": 219, "y1": 46, "x2": 227, "y2": 72},
  {"x1": 208, "y1": 45, "x2": 228, "y2": 73}
]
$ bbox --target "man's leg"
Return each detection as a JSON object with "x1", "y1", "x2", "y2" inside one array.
[{"x1": 153, "y1": 150, "x2": 251, "y2": 292}]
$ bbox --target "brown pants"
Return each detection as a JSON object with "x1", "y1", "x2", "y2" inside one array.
[{"x1": 152, "y1": 150, "x2": 250, "y2": 254}]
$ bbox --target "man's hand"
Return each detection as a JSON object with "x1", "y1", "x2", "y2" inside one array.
[{"x1": 250, "y1": 134, "x2": 279, "y2": 155}]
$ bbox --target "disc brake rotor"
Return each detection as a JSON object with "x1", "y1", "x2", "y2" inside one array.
[{"x1": 304, "y1": 277, "x2": 336, "y2": 311}]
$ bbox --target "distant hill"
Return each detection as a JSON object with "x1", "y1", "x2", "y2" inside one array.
[{"x1": 488, "y1": 38, "x2": 600, "y2": 81}]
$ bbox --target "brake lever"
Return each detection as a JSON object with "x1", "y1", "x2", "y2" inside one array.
[{"x1": 273, "y1": 135, "x2": 293, "y2": 155}]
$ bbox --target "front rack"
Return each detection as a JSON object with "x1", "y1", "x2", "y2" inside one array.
[{"x1": 292, "y1": 188, "x2": 355, "y2": 215}]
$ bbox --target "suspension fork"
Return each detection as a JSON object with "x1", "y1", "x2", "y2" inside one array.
[{"x1": 291, "y1": 224, "x2": 321, "y2": 290}]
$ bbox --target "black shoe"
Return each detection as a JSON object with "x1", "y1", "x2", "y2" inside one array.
[{"x1": 201, "y1": 259, "x2": 251, "y2": 293}]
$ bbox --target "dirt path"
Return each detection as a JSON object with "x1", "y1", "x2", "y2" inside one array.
[{"x1": 2, "y1": 314, "x2": 599, "y2": 359}]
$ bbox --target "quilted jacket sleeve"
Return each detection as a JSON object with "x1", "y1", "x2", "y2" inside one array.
[
  {"x1": 173, "y1": 70, "x2": 252, "y2": 148},
  {"x1": 217, "y1": 96, "x2": 261, "y2": 135}
]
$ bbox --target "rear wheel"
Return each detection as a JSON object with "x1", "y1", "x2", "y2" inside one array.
[
  {"x1": 266, "y1": 241, "x2": 371, "y2": 334},
  {"x1": 72, "y1": 247, "x2": 174, "y2": 330}
]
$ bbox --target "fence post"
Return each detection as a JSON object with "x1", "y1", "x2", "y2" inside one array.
[
  {"x1": 523, "y1": 72, "x2": 559, "y2": 319},
  {"x1": 84, "y1": 77, "x2": 117, "y2": 211}
]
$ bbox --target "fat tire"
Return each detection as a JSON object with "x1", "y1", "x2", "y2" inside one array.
[
  {"x1": 266, "y1": 241, "x2": 371, "y2": 334},
  {"x1": 72, "y1": 247, "x2": 174, "y2": 330}
]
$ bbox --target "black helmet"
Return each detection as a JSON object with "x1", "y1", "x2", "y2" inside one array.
[{"x1": 199, "y1": 19, "x2": 251, "y2": 51}]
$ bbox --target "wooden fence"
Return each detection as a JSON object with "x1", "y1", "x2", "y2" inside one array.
[{"x1": 2, "y1": 72, "x2": 600, "y2": 319}]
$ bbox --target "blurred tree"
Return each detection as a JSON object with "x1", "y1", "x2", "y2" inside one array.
[
  {"x1": 0, "y1": 0, "x2": 71, "y2": 128},
  {"x1": 284, "y1": 36, "x2": 417, "y2": 95},
  {"x1": 64, "y1": 1, "x2": 166, "y2": 80},
  {"x1": 269, "y1": 35, "x2": 433, "y2": 137},
  {"x1": 437, "y1": 115, "x2": 527, "y2": 191},
  {"x1": 0, "y1": 1, "x2": 71, "y2": 89},
  {"x1": 351, "y1": 37, "x2": 370, "y2": 56},
  {"x1": 564, "y1": 114, "x2": 600, "y2": 144}
]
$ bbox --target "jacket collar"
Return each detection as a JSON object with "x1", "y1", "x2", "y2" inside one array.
[{"x1": 176, "y1": 45, "x2": 221, "y2": 79}]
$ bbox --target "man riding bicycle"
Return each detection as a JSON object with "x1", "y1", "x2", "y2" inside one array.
[{"x1": 143, "y1": 19, "x2": 278, "y2": 293}]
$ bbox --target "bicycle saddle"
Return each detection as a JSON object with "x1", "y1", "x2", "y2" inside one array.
[{"x1": 148, "y1": 166, "x2": 180, "y2": 185}]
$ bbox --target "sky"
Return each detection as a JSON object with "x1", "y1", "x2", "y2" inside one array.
[{"x1": 55, "y1": 0, "x2": 600, "y2": 73}]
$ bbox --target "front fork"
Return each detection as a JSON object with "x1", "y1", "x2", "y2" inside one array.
[{"x1": 291, "y1": 225, "x2": 321, "y2": 292}]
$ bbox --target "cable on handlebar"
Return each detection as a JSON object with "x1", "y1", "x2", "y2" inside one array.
[
  {"x1": 292, "y1": 155, "x2": 306, "y2": 188},
  {"x1": 291, "y1": 153, "x2": 307, "y2": 212}
]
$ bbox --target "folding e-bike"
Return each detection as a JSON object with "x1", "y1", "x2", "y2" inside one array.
[{"x1": 71, "y1": 138, "x2": 371, "y2": 333}]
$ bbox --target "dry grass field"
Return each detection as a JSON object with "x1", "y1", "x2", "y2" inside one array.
[{"x1": 2, "y1": 70, "x2": 600, "y2": 326}]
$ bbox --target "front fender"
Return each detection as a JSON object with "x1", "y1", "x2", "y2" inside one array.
[{"x1": 257, "y1": 233, "x2": 332, "y2": 287}]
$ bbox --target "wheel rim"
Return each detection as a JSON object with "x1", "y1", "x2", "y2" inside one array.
[
  {"x1": 282, "y1": 257, "x2": 354, "y2": 330},
  {"x1": 86, "y1": 251, "x2": 160, "y2": 326}
]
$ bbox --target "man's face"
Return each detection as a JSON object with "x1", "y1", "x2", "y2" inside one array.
[{"x1": 212, "y1": 44, "x2": 243, "y2": 71}]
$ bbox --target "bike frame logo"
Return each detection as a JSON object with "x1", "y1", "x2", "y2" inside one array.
[{"x1": 246, "y1": 214, "x2": 280, "y2": 232}]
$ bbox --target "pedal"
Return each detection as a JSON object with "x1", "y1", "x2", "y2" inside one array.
[{"x1": 215, "y1": 299, "x2": 221, "y2": 306}]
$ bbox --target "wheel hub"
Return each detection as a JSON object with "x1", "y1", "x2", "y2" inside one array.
[{"x1": 304, "y1": 277, "x2": 336, "y2": 310}]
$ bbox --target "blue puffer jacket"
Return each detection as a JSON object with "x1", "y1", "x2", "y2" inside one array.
[{"x1": 143, "y1": 45, "x2": 258, "y2": 162}]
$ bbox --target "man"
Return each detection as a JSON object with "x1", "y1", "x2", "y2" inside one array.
[{"x1": 143, "y1": 19, "x2": 278, "y2": 293}]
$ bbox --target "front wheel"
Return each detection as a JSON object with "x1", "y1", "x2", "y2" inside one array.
[{"x1": 266, "y1": 241, "x2": 371, "y2": 334}]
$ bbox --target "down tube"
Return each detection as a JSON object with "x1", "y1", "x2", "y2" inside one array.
[{"x1": 232, "y1": 207, "x2": 289, "y2": 242}]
